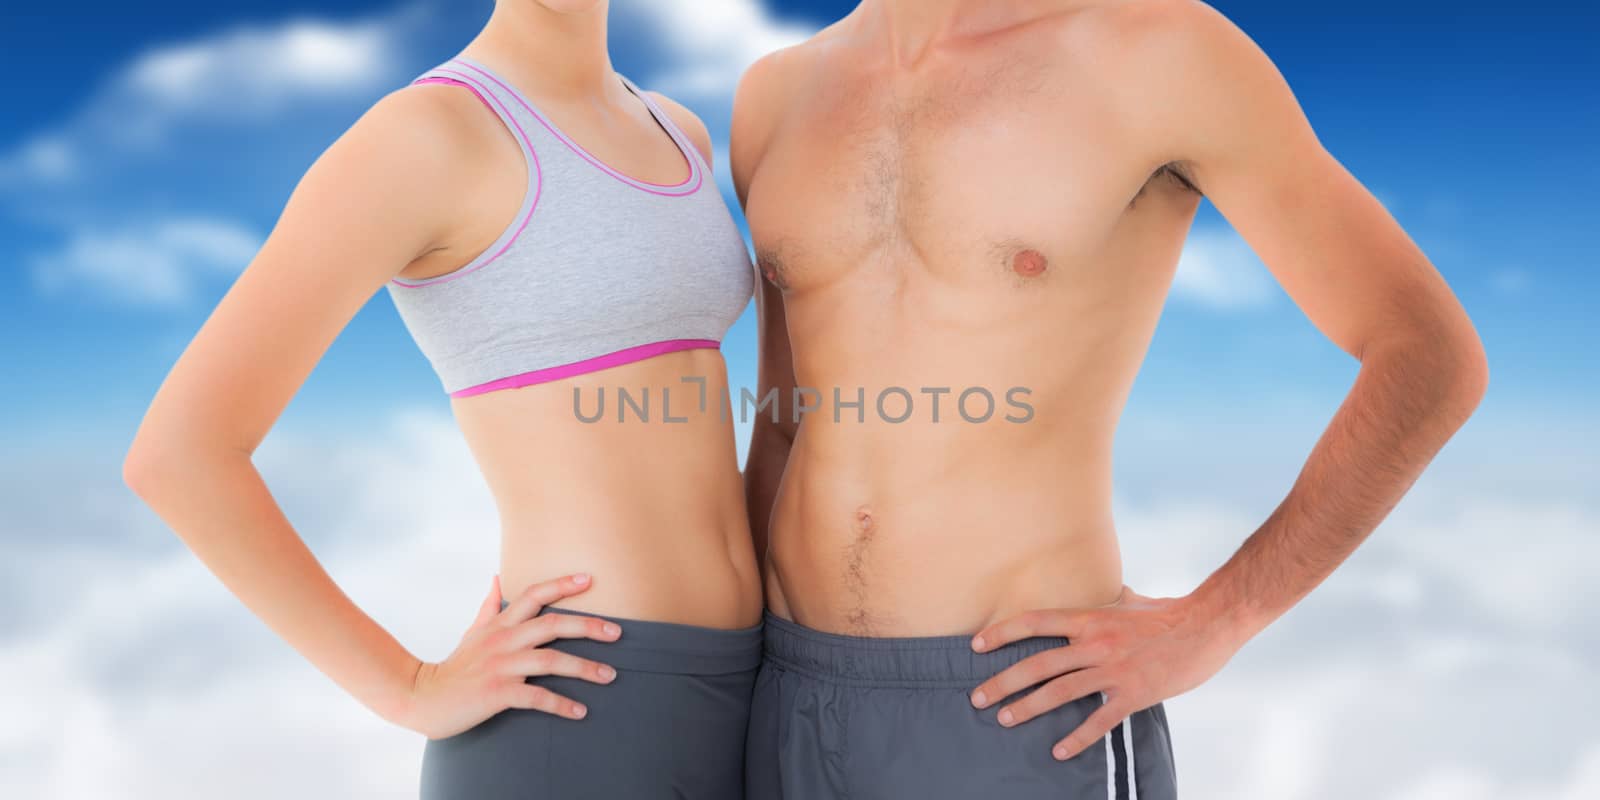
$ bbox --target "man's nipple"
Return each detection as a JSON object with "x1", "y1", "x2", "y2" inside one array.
[{"x1": 1011, "y1": 249, "x2": 1048, "y2": 278}]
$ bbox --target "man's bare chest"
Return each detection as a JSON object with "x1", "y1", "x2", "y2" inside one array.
[{"x1": 746, "y1": 66, "x2": 1160, "y2": 293}]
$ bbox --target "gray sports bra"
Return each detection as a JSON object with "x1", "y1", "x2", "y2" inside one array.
[{"x1": 385, "y1": 57, "x2": 755, "y2": 398}]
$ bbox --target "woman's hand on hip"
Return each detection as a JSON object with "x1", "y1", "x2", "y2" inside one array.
[{"x1": 400, "y1": 573, "x2": 621, "y2": 739}]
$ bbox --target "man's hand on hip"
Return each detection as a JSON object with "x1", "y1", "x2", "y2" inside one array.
[{"x1": 967, "y1": 586, "x2": 1243, "y2": 760}]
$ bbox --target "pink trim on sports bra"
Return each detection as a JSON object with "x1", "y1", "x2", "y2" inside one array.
[
  {"x1": 451, "y1": 57, "x2": 703, "y2": 197},
  {"x1": 412, "y1": 76, "x2": 494, "y2": 111},
  {"x1": 448, "y1": 339, "x2": 721, "y2": 398},
  {"x1": 389, "y1": 68, "x2": 544, "y2": 289}
]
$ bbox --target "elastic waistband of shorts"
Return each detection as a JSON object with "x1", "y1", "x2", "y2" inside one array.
[
  {"x1": 499, "y1": 602, "x2": 763, "y2": 676},
  {"x1": 760, "y1": 611, "x2": 1068, "y2": 687}
]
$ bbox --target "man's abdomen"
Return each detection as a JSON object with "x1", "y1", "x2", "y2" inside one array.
[{"x1": 766, "y1": 420, "x2": 1127, "y2": 637}]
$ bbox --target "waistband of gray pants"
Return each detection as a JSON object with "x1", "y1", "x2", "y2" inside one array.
[
  {"x1": 498, "y1": 601, "x2": 763, "y2": 676},
  {"x1": 761, "y1": 611, "x2": 1069, "y2": 688}
]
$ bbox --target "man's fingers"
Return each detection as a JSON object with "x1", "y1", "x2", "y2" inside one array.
[
  {"x1": 995, "y1": 668, "x2": 1110, "y2": 728},
  {"x1": 970, "y1": 646, "x2": 1099, "y2": 709},
  {"x1": 503, "y1": 613, "x2": 622, "y2": 650},
  {"x1": 1052, "y1": 697, "x2": 1129, "y2": 761},
  {"x1": 972, "y1": 609, "x2": 1087, "y2": 653},
  {"x1": 497, "y1": 573, "x2": 593, "y2": 626},
  {"x1": 499, "y1": 648, "x2": 617, "y2": 685},
  {"x1": 501, "y1": 683, "x2": 588, "y2": 720}
]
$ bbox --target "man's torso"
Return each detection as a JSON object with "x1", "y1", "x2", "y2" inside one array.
[{"x1": 744, "y1": 4, "x2": 1205, "y2": 636}]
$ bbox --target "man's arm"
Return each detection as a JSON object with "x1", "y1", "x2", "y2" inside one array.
[
  {"x1": 1153, "y1": 0, "x2": 1490, "y2": 644},
  {"x1": 744, "y1": 278, "x2": 800, "y2": 565},
  {"x1": 732, "y1": 49, "x2": 803, "y2": 566},
  {"x1": 969, "y1": 0, "x2": 1489, "y2": 760}
]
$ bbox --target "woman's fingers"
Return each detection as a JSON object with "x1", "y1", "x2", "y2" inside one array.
[
  {"x1": 499, "y1": 648, "x2": 617, "y2": 685},
  {"x1": 504, "y1": 613, "x2": 621, "y2": 650},
  {"x1": 496, "y1": 573, "x2": 593, "y2": 626},
  {"x1": 467, "y1": 575, "x2": 623, "y2": 724},
  {"x1": 501, "y1": 683, "x2": 588, "y2": 720}
]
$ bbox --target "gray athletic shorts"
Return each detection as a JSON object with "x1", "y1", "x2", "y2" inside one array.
[
  {"x1": 420, "y1": 605, "x2": 762, "y2": 799},
  {"x1": 746, "y1": 611, "x2": 1177, "y2": 799}
]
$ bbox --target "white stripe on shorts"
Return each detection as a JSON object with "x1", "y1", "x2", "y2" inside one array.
[
  {"x1": 1124, "y1": 710, "x2": 1138, "y2": 800},
  {"x1": 1101, "y1": 691, "x2": 1115, "y2": 800},
  {"x1": 1103, "y1": 727, "x2": 1115, "y2": 799}
]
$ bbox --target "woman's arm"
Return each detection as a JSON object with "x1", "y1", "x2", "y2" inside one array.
[{"x1": 121, "y1": 85, "x2": 617, "y2": 734}]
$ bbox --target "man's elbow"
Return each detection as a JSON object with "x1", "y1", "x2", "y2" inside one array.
[
  {"x1": 1434, "y1": 298, "x2": 1491, "y2": 419},
  {"x1": 1365, "y1": 285, "x2": 1491, "y2": 419},
  {"x1": 1447, "y1": 332, "x2": 1490, "y2": 418},
  {"x1": 1385, "y1": 318, "x2": 1490, "y2": 423}
]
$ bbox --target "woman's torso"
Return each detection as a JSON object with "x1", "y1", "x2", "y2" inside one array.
[
  {"x1": 385, "y1": 56, "x2": 762, "y2": 629},
  {"x1": 458, "y1": 351, "x2": 761, "y2": 629}
]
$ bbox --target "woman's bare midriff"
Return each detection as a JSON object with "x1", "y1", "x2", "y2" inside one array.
[{"x1": 451, "y1": 348, "x2": 762, "y2": 630}]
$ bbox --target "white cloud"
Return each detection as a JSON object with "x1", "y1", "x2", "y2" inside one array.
[
  {"x1": 0, "y1": 411, "x2": 495, "y2": 799},
  {"x1": 1396, "y1": 744, "x2": 1600, "y2": 800},
  {"x1": 30, "y1": 218, "x2": 262, "y2": 307},
  {"x1": 0, "y1": 8, "x2": 422, "y2": 186},
  {"x1": 0, "y1": 136, "x2": 79, "y2": 184},
  {"x1": 122, "y1": 19, "x2": 395, "y2": 117},
  {"x1": 1115, "y1": 472, "x2": 1600, "y2": 800},
  {"x1": 1, "y1": 6, "x2": 431, "y2": 314},
  {"x1": 1171, "y1": 227, "x2": 1277, "y2": 310},
  {"x1": 632, "y1": 0, "x2": 813, "y2": 98},
  {"x1": 1380, "y1": 497, "x2": 1594, "y2": 633},
  {"x1": 1, "y1": 405, "x2": 1595, "y2": 798}
]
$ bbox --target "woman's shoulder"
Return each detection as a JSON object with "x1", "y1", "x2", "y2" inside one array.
[
  {"x1": 278, "y1": 78, "x2": 520, "y2": 258},
  {"x1": 358, "y1": 80, "x2": 512, "y2": 162},
  {"x1": 307, "y1": 79, "x2": 517, "y2": 200},
  {"x1": 639, "y1": 89, "x2": 715, "y2": 170}
]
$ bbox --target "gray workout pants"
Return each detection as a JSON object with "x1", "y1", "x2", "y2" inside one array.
[
  {"x1": 420, "y1": 605, "x2": 763, "y2": 799},
  {"x1": 746, "y1": 612, "x2": 1178, "y2": 799}
]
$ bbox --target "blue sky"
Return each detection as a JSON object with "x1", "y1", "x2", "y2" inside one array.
[
  {"x1": 2, "y1": 0, "x2": 1596, "y2": 450},
  {"x1": 1, "y1": 2, "x2": 1597, "y2": 798}
]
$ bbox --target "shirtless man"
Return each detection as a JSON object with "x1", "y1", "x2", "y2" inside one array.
[{"x1": 732, "y1": 1, "x2": 1488, "y2": 797}]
